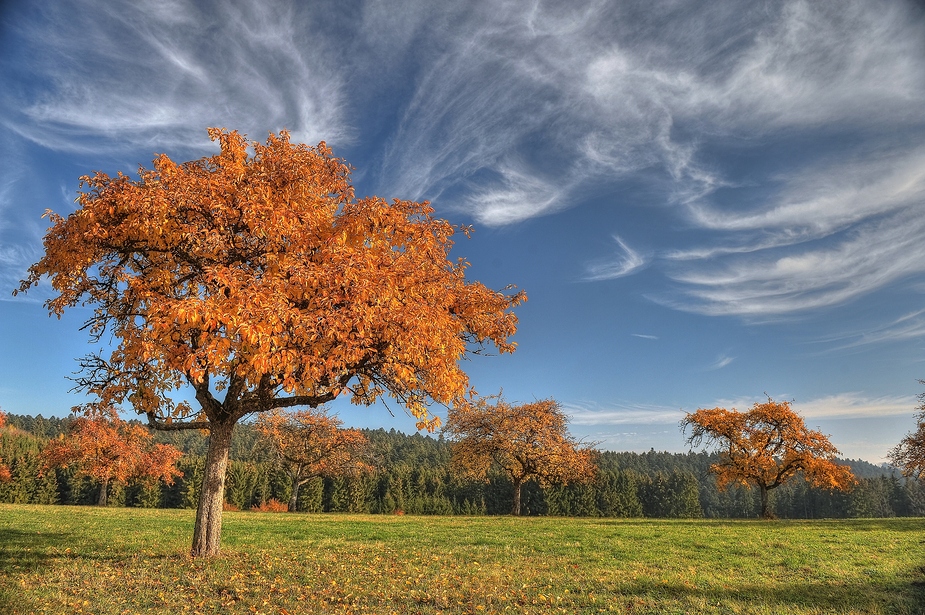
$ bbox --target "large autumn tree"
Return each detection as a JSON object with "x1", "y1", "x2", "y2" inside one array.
[
  {"x1": 888, "y1": 383, "x2": 925, "y2": 479},
  {"x1": 682, "y1": 398, "x2": 855, "y2": 519},
  {"x1": 254, "y1": 408, "x2": 371, "y2": 511},
  {"x1": 42, "y1": 405, "x2": 182, "y2": 506},
  {"x1": 443, "y1": 397, "x2": 596, "y2": 515},
  {"x1": 18, "y1": 128, "x2": 524, "y2": 556}
]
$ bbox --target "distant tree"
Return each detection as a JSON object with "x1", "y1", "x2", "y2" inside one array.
[
  {"x1": 0, "y1": 410, "x2": 11, "y2": 482},
  {"x1": 42, "y1": 406, "x2": 182, "y2": 506},
  {"x1": 888, "y1": 385, "x2": 925, "y2": 480},
  {"x1": 255, "y1": 408, "x2": 372, "y2": 511},
  {"x1": 444, "y1": 397, "x2": 597, "y2": 515},
  {"x1": 17, "y1": 128, "x2": 524, "y2": 556},
  {"x1": 682, "y1": 398, "x2": 855, "y2": 519}
]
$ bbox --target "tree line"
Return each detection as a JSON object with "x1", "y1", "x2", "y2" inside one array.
[{"x1": 2, "y1": 412, "x2": 920, "y2": 519}]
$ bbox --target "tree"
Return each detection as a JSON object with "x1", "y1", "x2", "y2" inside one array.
[
  {"x1": 254, "y1": 408, "x2": 371, "y2": 511},
  {"x1": 682, "y1": 398, "x2": 855, "y2": 519},
  {"x1": 0, "y1": 410, "x2": 12, "y2": 483},
  {"x1": 18, "y1": 128, "x2": 524, "y2": 556},
  {"x1": 888, "y1": 384, "x2": 925, "y2": 479},
  {"x1": 42, "y1": 406, "x2": 182, "y2": 506},
  {"x1": 443, "y1": 397, "x2": 596, "y2": 515}
]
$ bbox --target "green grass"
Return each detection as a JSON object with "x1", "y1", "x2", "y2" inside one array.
[{"x1": 1, "y1": 504, "x2": 923, "y2": 614}]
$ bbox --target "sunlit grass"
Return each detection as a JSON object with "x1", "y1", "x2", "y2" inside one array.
[{"x1": 1, "y1": 504, "x2": 923, "y2": 614}]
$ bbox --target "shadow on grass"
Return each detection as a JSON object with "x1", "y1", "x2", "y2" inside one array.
[
  {"x1": 0, "y1": 526, "x2": 184, "y2": 614},
  {"x1": 614, "y1": 570, "x2": 925, "y2": 613},
  {"x1": 0, "y1": 528, "x2": 71, "y2": 573},
  {"x1": 0, "y1": 528, "x2": 71, "y2": 614}
]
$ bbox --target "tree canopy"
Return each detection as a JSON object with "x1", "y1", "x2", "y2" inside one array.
[
  {"x1": 888, "y1": 383, "x2": 925, "y2": 480},
  {"x1": 443, "y1": 397, "x2": 596, "y2": 515},
  {"x1": 18, "y1": 128, "x2": 524, "y2": 555},
  {"x1": 41, "y1": 406, "x2": 182, "y2": 506},
  {"x1": 0, "y1": 410, "x2": 11, "y2": 483},
  {"x1": 682, "y1": 398, "x2": 855, "y2": 518},
  {"x1": 255, "y1": 408, "x2": 371, "y2": 511}
]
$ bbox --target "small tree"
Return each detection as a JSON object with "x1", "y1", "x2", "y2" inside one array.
[
  {"x1": 42, "y1": 406, "x2": 182, "y2": 506},
  {"x1": 444, "y1": 397, "x2": 597, "y2": 515},
  {"x1": 888, "y1": 383, "x2": 925, "y2": 479},
  {"x1": 254, "y1": 408, "x2": 372, "y2": 511},
  {"x1": 682, "y1": 398, "x2": 855, "y2": 519},
  {"x1": 0, "y1": 410, "x2": 11, "y2": 482},
  {"x1": 18, "y1": 128, "x2": 524, "y2": 556}
]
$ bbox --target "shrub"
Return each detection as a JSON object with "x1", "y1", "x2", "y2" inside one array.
[{"x1": 251, "y1": 498, "x2": 288, "y2": 513}]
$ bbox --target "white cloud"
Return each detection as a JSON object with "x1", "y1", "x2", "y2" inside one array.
[
  {"x1": 466, "y1": 163, "x2": 566, "y2": 226},
  {"x1": 5, "y1": 0, "x2": 924, "y2": 321},
  {"x1": 564, "y1": 400, "x2": 683, "y2": 426},
  {"x1": 794, "y1": 393, "x2": 917, "y2": 420},
  {"x1": 4, "y1": 0, "x2": 349, "y2": 154},
  {"x1": 569, "y1": 2, "x2": 925, "y2": 315},
  {"x1": 584, "y1": 235, "x2": 647, "y2": 281},
  {"x1": 686, "y1": 150, "x2": 925, "y2": 236},
  {"x1": 814, "y1": 310, "x2": 925, "y2": 350},
  {"x1": 566, "y1": 392, "x2": 917, "y2": 429},
  {"x1": 705, "y1": 356, "x2": 735, "y2": 371},
  {"x1": 663, "y1": 205, "x2": 925, "y2": 317}
]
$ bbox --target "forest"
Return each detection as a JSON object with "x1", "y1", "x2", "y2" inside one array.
[{"x1": 2, "y1": 412, "x2": 920, "y2": 520}]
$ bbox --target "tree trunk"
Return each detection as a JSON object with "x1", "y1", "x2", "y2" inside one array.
[
  {"x1": 759, "y1": 484, "x2": 772, "y2": 519},
  {"x1": 97, "y1": 476, "x2": 109, "y2": 507},
  {"x1": 191, "y1": 420, "x2": 234, "y2": 557},
  {"x1": 512, "y1": 477, "x2": 523, "y2": 516},
  {"x1": 289, "y1": 474, "x2": 301, "y2": 512}
]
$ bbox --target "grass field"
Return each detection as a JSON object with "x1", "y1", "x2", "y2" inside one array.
[{"x1": 1, "y1": 504, "x2": 923, "y2": 614}]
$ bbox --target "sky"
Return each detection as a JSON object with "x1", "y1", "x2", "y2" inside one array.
[{"x1": 1, "y1": 0, "x2": 924, "y2": 463}]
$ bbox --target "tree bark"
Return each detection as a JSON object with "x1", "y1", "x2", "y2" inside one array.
[
  {"x1": 97, "y1": 476, "x2": 109, "y2": 507},
  {"x1": 191, "y1": 420, "x2": 235, "y2": 557},
  {"x1": 759, "y1": 484, "x2": 772, "y2": 519},
  {"x1": 512, "y1": 477, "x2": 523, "y2": 516},
  {"x1": 289, "y1": 474, "x2": 301, "y2": 512}
]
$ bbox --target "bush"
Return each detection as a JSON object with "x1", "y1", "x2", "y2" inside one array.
[{"x1": 251, "y1": 498, "x2": 288, "y2": 512}]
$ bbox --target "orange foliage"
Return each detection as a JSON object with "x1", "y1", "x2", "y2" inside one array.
[
  {"x1": 18, "y1": 128, "x2": 523, "y2": 554},
  {"x1": 255, "y1": 408, "x2": 371, "y2": 511},
  {"x1": 41, "y1": 405, "x2": 182, "y2": 505},
  {"x1": 888, "y1": 384, "x2": 925, "y2": 479},
  {"x1": 682, "y1": 398, "x2": 855, "y2": 518},
  {"x1": 17, "y1": 128, "x2": 524, "y2": 432},
  {"x1": 251, "y1": 498, "x2": 289, "y2": 513},
  {"x1": 255, "y1": 408, "x2": 371, "y2": 479},
  {"x1": 444, "y1": 397, "x2": 597, "y2": 515},
  {"x1": 0, "y1": 409, "x2": 10, "y2": 482}
]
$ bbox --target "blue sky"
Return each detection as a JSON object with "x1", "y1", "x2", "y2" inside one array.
[{"x1": 1, "y1": 0, "x2": 924, "y2": 462}]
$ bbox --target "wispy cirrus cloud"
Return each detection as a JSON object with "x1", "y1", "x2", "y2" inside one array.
[
  {"x1": 568, "y1": 1, "x2": 924, "y2": 316},
  {"x1": 584, "y1": 235, "x2": 647, "y2": 281},
  {"x1": 661, "y1": 204, "x2": 925, "y2": 317},
  {"x1": 795, "y1": 393, "x2": 917, "y2": 420},
  {"x1": 3, "y1": 0, "x2": 349, "y2": 153},
  {"x1": 705, "y1": 356, "x2": 735, "y2": 371},
  {"x1": 566, "y1": 392, "x2": 917, "y2": 431},
  {"x1": 3, "y1": 0, "x2": 924, "y2": 322},
  {"x1": 367, "y1": 0, "x2": 925, "y2": 320},
  {"x1": 563, "y1": 400, "x2": 683, "y2": 426},
  {"x1": 813, "y1": 310, "x2": 925, "y2": 350}
]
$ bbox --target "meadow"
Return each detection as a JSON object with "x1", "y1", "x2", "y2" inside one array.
[{"x1": 0, "y1": 504, "x2": 923, "y2": 614}]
